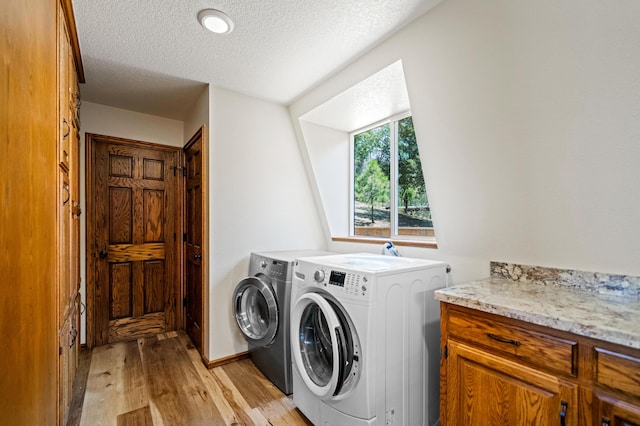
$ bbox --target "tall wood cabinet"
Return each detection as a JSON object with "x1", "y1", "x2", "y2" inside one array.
[
  {"x1": 440, "y1": 303, "x2": 640, "y2": 426},
  {"x1": 1, "y1": 0, "x2": 83, "y2": 423},
  {"x1": 57, "y1": 1, "x2": 83, "y2": 424}
]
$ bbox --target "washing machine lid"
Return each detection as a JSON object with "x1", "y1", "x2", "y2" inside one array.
[
  {"x1": 300, "y1": 252, "x2": 445, "y2": 274},
  {"x1": 233, "y1": 276, "x2": 278, "y2": 346},
  {"x1": 291, "y1": 292, "x2": 359, "y2": 400}
]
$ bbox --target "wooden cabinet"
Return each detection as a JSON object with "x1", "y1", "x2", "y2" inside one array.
[
  {"x1": 57, "y1": 1, "x2": 83, "y2": 424},
  {"x1": 1, "y1": 0, "x2": 83, "y2": 423},
  {"x1": 440, "y1": 304, "x2": 640, "y2": 426}
]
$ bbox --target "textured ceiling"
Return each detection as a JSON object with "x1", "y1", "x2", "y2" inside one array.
[
  {"x1": 300, "y1": 60, "x2": 410, "y2": 132},
  {"x1": 72, "y1": 0, "x2": 442, "y2": 120}
]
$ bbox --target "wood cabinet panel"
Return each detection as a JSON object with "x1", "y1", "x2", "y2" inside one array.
[
  {"x1": 448, "y1": 307, "x2": 577, "y2": 376},
  {"x1": 57, "y1": 1, "x2": 82, "y2": 423},
  {"x1": 594, "y1": 348, "x2": 640, "y2": 399},
  {"x1": 1, "y1": 0, "x2": 59, "y2": 422},
  {"x1": 594, "y1": 393, "x2": 640, "y2": 426},
  {"x1": 58, "y1": 302, "x2": 79, "y2": 426},
  {"x1": 447, "y1": 341, "x2": 578, "y2": 426},
  {"x1": 441, "y1": 303, "x2": 640, "y2": 426},
  {"x1": 1, "y1": 0, "x2": 82, "y2": 422},
  {"x1": 59, "y1": 168, "x2": 71, "y2": 324},
  {"x1": 58, "y1": 4, "x2": 70, "y2": 171}
]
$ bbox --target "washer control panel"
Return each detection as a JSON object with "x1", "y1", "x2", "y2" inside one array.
[{"x1": 313, "y1": 268, "x2": 369, "y2": 297}]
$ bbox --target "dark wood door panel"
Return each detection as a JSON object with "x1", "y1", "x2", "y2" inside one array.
[
  {"x1": 184, "y1": 128, "x2": 205, "y2": 356},
  {"x1": 89, "y1": 134, "x2": 181, "y2": 346}
]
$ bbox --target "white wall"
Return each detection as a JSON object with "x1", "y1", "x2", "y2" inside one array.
[
  {"x1": 299, "y1": 121, "x2": 350, "y2": 236},
  {"x1": 290, "y1": 0, "x2": 640, "y2": 283},
  {"x1": 184, "y1": 86, "x2": 209, "y2": 142},
  {"x1": 207, "y1": 87, "x2": 326, "y2": 360},
  {"x1": 80, "y1": 102, "x2": 184, "y2": 147},
  {"x1": 78, "y1": 102, "x2": 185, "y2": 343}
]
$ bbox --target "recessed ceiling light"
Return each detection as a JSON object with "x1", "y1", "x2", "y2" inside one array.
[{"x1": 198, "y1": 9, "x2": 234, "y2": 34}]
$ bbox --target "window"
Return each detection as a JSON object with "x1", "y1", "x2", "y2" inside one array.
[{"x1": 351, "y1": 113, "x2": 434, "y2": 240}]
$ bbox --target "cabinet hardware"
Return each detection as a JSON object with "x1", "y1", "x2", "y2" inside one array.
[
  {"x1": 72, "y1": 201, "x2": 82, "y2": 218},
  {"x1": 487, "y1": 333, "x2": 520, "y2": 346},
  {"x1": 62, "y1": 118, "x2": 70, "y2": 138},
  {"x1": 62, "y1": 183, "x2": 70, "y2": 205},
  {"x1": 172, "y1": 166, "x2": 186, "y2": 176},
  {"x1": 560, "y1": 401, "x2": 568, "y2": 426},
  {"x1": 194, "y1": 253, "x2": 202, "y2": 260},
  {"x1": 99, "y1": 250, "x2": 108, "y2": 259},
  {"x1": 601, "y1": 418, "x2": 610, "y2": 426},
  {"x1": 69, "y1": 326, "x2": 77, "y2": 348}
]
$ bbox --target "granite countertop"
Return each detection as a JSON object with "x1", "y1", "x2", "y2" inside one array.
[{"x1": 435, "y1": 262, "x2": 640, "y2": 350}]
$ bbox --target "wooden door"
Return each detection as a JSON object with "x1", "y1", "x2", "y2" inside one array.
[
  {"x1": 184, "y1": 128, "x2": 205, "y2": 355},
  {"x1": 90, "y1": 135, "x2": 181, "y2": 346},
  {"x1": 446, "y1": 340, "x2": 578, "y2": 426}
]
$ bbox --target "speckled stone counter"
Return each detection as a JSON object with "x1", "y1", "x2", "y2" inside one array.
[{"x1": 435, "y1": 262, "x2": 640, "y2": 350}]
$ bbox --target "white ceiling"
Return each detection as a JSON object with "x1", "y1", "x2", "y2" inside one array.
[
  {"x1": 300, "y1": 60, "x2": 410, "y2": 132},
  {"x1": 72, "y1": 0, "x2": 442, "y2": 120}
]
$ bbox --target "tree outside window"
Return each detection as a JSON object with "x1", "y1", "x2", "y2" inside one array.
[{"x1": 352, "y1": 114, "x2": 434, "y2": 239}]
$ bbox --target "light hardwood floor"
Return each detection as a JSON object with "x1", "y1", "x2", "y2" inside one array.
[{"x1": 74, "y1": 331, "x2": 312, "y2": 426}]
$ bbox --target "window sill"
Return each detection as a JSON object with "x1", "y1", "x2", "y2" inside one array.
[{"x1": 332, "y1": 236, "x2": 438, "y2": 249}]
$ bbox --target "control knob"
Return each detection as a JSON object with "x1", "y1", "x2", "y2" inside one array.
[{"x1": 313, "y1": 269, "x2": 325, "y2": 283}]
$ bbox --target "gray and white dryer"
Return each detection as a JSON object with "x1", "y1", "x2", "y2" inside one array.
[{"x1": 232, "y1": 250, "x2": 333, "y2": 395}]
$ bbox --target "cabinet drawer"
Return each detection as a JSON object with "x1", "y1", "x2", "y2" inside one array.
[
  {"x1": 595, "y1": 348, "x2": 640, "y2": 398},
  {"x1": 448, "y1": 310, "x2": 577, "y2": 376}
]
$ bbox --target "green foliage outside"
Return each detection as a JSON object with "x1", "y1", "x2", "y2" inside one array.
[
  {"x1": 354, "y1": 159, "x2": 389, "y2": 224},
  {"x1": 398, "y1": 117, "x2": 429, "y2": 215},
  {"x1": 353, "y1": 116, "x2": 432, "y2": 228},
  {"x1": 354, "y1": 124, "x2": 390, "y2": 224}
]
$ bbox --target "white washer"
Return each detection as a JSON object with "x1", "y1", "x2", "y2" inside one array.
[{"x1": 291, "y1": 253, "x2": 447, "y2": 426}]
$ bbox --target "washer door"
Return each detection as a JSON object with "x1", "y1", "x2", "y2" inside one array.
[
  {"x1": 291, "y1": 292, "x2": 358, "y2": 400},
  {"x1": 232, "y1": 276, "x2": 278, "y2": 347}
]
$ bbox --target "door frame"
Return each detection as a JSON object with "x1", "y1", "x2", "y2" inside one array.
[
  {"x1": 85, "y1": 133, "x2": 184, "y2": 348},
  {"x1": 183, "y1": 126, "x2": 209, "y2": 360}
]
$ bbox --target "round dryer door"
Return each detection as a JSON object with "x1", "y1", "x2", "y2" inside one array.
[
  {"x1": 233, "y1": 276, "x2": 278, "y2": 347},
  {"x1": 291, "y1": 292, "x2": 359, "y2": 400}
]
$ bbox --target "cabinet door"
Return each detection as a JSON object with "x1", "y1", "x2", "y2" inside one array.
[
  {"x1": 594, "y1": 393, "x2": 640, "y2": 426},
  {"x1": 446, "y1": 340, "x2": 578, "y2": 426},
  {"x1": 58, "y1": 302, "x2": 79, "y2": 426},
  {"x1": 58, "y1": 4, "x2": 70, "y2": 170},
  {"x1": 58, "y1": 168, "x2": 71, "y2": 324},
  {"x1": 69, "y1": 86, "x2": 80, "y2": 303}
]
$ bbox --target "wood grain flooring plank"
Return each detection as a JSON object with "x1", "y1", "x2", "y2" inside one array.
[
  {"x1": 221, "y1": 359, "x2": 285, "y2": 407},
  {"x1": 67, "y1": 347, "x2": 92, "y2": 426},
  {"x1": 117, "y1": 406, "x2": 153, "y2": 426},
  {"x1": 81, "y1": 332, "x2": 311, "y2": 426},
  {"x1": 211, "y1": 367, "x2": 270, "y2": 425},
  {"x1": 139, "y1": 334, "x2": 223, "y2": 425},
  {"x1": 178, "y1": 333, "x2": 245, "y2": 425},
  {"x1": 254, "y1": 398, "x2": 313, "y2": 426},
  {"x1": 221, "y1": 359, "x2": 312, "y2": 426},
  {"x1": 81, "y1": 340, "x2": 148, "y2": 426}
]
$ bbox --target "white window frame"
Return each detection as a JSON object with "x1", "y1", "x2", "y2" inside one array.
[{"x1": 349, "y1": 111, "x2": 433, "y2": 241}]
